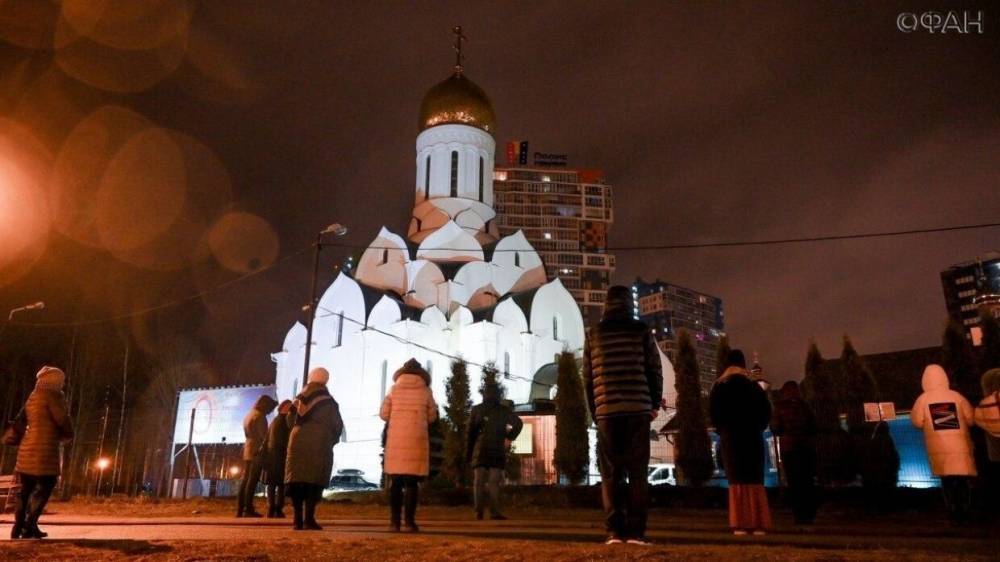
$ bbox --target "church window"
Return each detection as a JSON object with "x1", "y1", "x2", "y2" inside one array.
[
  {"x1": 552, "y1": 316, "x2": 559, "y2": 340},
  {"x1": 514, "y1": 252, "x2": 520, "y2": 268},
  {"x1": 504, "y1": 352, "x2": 510, "y2": 377},
  {"x1": 450, "y1": 151, "x2": 458, "y2": 197},
  {"x1": 478, "y1": 156, "x2": 484, "y2": 201},
  {"x1": 424, "y1": 155, "x2": 431, "y2": 199},
  {"x1": 335, "y1": 311, "x2": 344, "y2": 347},
  {"x1": 380, "y1": 248, "x2": 388, "y2": 265},
  {"x1": 380, "y1": 360, "x2": 388, "y2": 401},
  {"x1": 426, "y1": 360, "x2": 433, "y2": 377}
]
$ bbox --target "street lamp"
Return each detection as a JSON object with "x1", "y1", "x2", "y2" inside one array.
[
  {"x1": 7, "y1": 301, "x2": 44, "y2": 321},
  {"x1": 302, "y1": 223, "x2": 348, "y2": 389}
]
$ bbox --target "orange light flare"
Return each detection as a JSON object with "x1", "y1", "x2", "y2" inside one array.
[
  {"x1": 95, "y1": 457, "x2": 111, "y2": 470},
  {"x1": 228, "y1": 465, "x2": 240, "y2": 476},
  {"x1": 0, "y1": 119, "x2": 53, "y2": 290}
]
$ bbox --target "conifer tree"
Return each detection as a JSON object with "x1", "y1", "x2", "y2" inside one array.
[
  {"x1": 978, "y1": 311, "x2": 1000, "y2": 373},
  {"x1": 800, "y1": 340, "x2": 852, "y2": 484},
  {"x1": 840, "y1": 335, "x2": 877, "y2": 433},
  {"x1": 553, "y1": 351, "x2": 589, "y2": 485},
  {"x1": 442, "y1": 358, "x2": 471, "y2": 486},
  {"x1": 943, "y1": 319, "x2": 979, "y2": 401},
  {"x1": 674, "y1": 331, "x2": 714, "y2": 486}
]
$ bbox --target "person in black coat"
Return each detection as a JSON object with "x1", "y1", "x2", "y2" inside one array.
[
  {"x1": 710, "y1": 349, "x2": 772, "y2": 534},
  {"x1": 467, "y1": 383, "x2": 523, "y2": 520},
  {"x1": 264, "y1": 400, "x2": 293, "y2": 518},
  {"x1": 771, "y1": 381, "x2": 818, "y2": 525}
]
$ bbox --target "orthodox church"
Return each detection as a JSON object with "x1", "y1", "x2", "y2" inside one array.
[{"x1": 271, "y1": 50, "x2": 586, "y2": 480}]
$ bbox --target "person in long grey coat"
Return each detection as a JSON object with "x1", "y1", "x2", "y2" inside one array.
[
  {"x1": 13, "y1": 366, "x2": 73, "y2": 540},
  {"x1": 285, "y1": 367, "x2": 344, "y2": 531}
]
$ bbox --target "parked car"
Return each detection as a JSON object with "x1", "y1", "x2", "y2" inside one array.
[
  {"x1": 648, "y1": 463, "x2": 676, "y2": 486},
  {"x1": 322, "y1": 474, "x2": 379, "y2": 499}
]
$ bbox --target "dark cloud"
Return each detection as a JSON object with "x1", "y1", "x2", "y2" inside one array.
[{"x1": 2, "y1": 1, "x2": 998, "y2": 384}]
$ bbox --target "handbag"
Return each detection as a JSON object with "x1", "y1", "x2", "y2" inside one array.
[
  {"x1": 2, "y1": 406, "x2": 27, "y2": 447},
  {"x1": 975, "y1": 391, "x2": 1000, "y2": 438}
]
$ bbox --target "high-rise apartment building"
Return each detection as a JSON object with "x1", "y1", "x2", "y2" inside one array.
[
  {"x1": 493, "y1": 165, "x2": 615, "y2": 325},
  {"x1": 941, "y1": 252, "x2": 1000, "y2": 344},
  {"x1": 632, "y1": 278, "x2": 725, "y2": 391}
]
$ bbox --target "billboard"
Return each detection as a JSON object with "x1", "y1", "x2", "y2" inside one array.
[{"x1": 172, "y1": 385, "x2": 276, "y2": 445}]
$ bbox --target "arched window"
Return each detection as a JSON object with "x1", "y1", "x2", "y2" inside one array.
[
  {"x1": 552, "y1": 316, "x2": 559, "y2": 341},
  {"x1": 450, "y1": 151, "x2": 458, "y2": 197},
  {"x1": 292, "y1": 380, "x2": 299, "y2": 398},
  {"x1": 424, "y1": 155, "x2": 431, "y2": 199},
  {"x1": 380, "y1": 248, "x2": 388, "y2": 265},
  {"x1": 503, "y1": 352, "x2": 510, "y2": 377},
  {"x1": 426, "y1": 360, "x2": 433, "y2": 377},
  {"x1": 380, "y1": 360, "x2": 388, "y2": 401},
  {"x1": 514, "y1": 252, "x2": 520, "y2": 268},
  {"x1": 478, "y1": 156, "x2": 484, "y2": 201}
]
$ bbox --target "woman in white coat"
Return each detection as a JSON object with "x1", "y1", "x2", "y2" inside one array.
[
  {"x1": 380, "y1": 358, "x2": 438, "y2": 532},
  {"x1": 911, "y1": 364, "x2": 977, "y2": 522}
]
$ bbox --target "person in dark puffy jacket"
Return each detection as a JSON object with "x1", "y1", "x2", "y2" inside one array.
[
  {"x1": 12, "y1": 366, "x2": 73, "y2": 540},
  {"x1": 770, "y1": 381, "x2": 818, "y2": 525},
  {"x1": 237, "y1": 394, "x2": 278, "y2": 518},
  {"x1": 285, "y1": 367, "x2": 344, "y2": 531},
  {"x1": 467, "y1": 382, "x2": 523, "y2": 520},
  {"x1": 583, "y1": 285, "x2": 663, "y2": 545},
  {"x1": 710, "y1": 350, "x2": 772, "y2": 535},
  {"x1": 264, "y1": 399, "x2": 292, "y2": 518}
]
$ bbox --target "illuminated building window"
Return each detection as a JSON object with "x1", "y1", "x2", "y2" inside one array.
[
  {"x1": 450, "y1": 151, "x2": 458, "y2": 197},
  {"x1": 479, "y1": 156, "x2": 484, "y2": 201},
  {"x1": 424, "y1": 155, "x2": 430, "y2": 199}
]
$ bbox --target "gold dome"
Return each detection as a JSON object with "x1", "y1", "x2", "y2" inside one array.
[{"x1": 419, "y1": 72, "x2": 496, "y2": 133}]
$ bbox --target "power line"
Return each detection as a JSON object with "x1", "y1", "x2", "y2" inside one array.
[
  {"x1": 11, "y1": 219, "x2": 997, "y2": 328},
  {"x1": 11, "y1": 246, "x2": 313, "y2": 328},
  {"x1": 326, "y1": 220, "x2": 1000, "y2": 253}
]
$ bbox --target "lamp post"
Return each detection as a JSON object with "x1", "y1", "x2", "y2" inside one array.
[{"x1": 302, "y1": 223, "x2": 348, "y2": 390}]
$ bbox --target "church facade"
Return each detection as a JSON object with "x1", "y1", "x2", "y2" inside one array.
[{"x1": 271, "y1": 62, "x2": 586, "y2": 481}]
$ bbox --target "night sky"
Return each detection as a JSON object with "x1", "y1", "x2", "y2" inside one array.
[{"x1": 1, "y1": 2, "x2": 998, "y2": 386}]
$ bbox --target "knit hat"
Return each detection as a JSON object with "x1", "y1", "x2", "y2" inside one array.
[
  {"x1": 603, "y1": 285, "x2": 632, "y2": 318},
  {"x1": 307, "y1": 367, "x2": 330, "y2": 385},
  {"x1": 393, "y1": 358, "x2": 431, "y2": 385},
  {"x1": 36, "y1": 365, "x2": 66, "y2": 391}
]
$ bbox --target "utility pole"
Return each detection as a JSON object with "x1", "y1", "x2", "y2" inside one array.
[{"x1": 182, "y1": 408, "x2": 195, "y2": 500}]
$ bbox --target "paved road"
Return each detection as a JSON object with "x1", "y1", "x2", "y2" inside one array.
[{"x1": 1, "y1": 515, "x2": 996, "y2": 555}]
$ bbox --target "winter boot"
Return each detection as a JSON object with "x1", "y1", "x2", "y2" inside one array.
[
  {"x1": 403, "y1": 483, "x2": 418, "y2": 532},
  {"x1": 10, "y1": 512, "x2": 23, "y2": 539},
  {"x1": 303, "y1": 497, "x2": 322, "y2": 530},
  {"x1": 292, "y1": 499, "x2": 304, "y2": 531}
]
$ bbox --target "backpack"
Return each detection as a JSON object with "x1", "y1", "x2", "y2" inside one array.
[{"x1": 975, "y1": 391, "x2": 1000, "y2": 438}]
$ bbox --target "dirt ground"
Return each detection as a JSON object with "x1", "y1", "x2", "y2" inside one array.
[{"x1": 2, "y1": 535, "x2": 994, "y2": 562}]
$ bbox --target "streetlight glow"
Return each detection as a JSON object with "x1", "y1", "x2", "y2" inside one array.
[
  {"x1": 229, "y1": 465, "x2": 241, "y2": 476},
  {"x1": 95, "y1": 457, "x2": 111, "y2": 470}
]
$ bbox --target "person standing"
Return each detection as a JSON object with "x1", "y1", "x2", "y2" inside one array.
[
  {"x1": 285, "y1": 367, "x2": 343, "y2": 531},
  {"x1": 380, "y1": 359, "x2": 438, "y2": 533},
  {"x1": 911, "y1": 364, "x2": 977, "y2": 523},
  {"x1": 582, "y1": 285, "x2": 663, "y2": 546},
  {"x1": 12, "y1": 366, "x2": 74, "y2": 540},
  {"x1": 467, "y1": 382, "x2": 523, "y2": 520},
  {"x1": 975, "y1": 368, "x2": 1000, "y2": 519},
  {"x1": 710, "y1": 349, "x2": 773, "y2": 536},
  {"x1": 770, "y1": 380, "x2": 818, "y2": 526},
  {"x1": 237, "y1": 394, "x2": 278, "y2": 518},
  {"x1": 264, "y1": 399, "x2": 293, "y2": 518}
]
